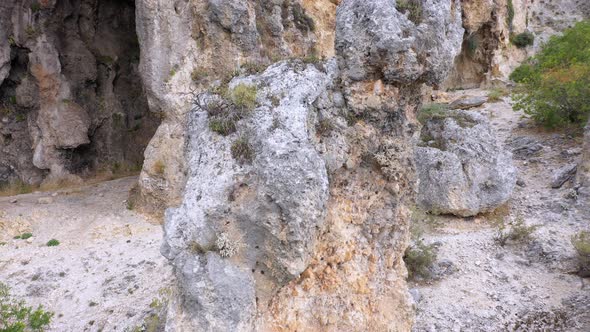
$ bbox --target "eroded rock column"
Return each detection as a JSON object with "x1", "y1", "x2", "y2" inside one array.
[{"x1": 161, "y1": 0, "x2": 463, "y2": 331}]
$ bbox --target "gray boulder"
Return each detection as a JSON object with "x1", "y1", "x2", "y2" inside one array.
[
  {"x1": 416, "y1": 110, "x2": 517, "y2": 216},
  {"x1": 335, "y1": 0, "x2": 464, "y2": 84},
  {"x1": 449, "y1": 96, "x2": 488, "y2": 110},
  {"x1": 162, "y1": 60, "x2": 336, "y2": 330},
  {"x1": 551, "y1": 164, "x2": 577, "y2": 189}
]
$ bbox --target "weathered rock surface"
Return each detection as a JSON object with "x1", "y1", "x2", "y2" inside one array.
[
  {"x1": 416, "y1": 110, "x2": 517, "y2": 216},
  {"x1": 550, "y1": 164, "x2": 577, "y2": 189},
  {"x1": 0, "y1": 0, "x2": 159, "y2": 185},
  {"x1": 134, "y1": 0, "x2": 335, "y2": 213},
  {"x1": 336, "y1": 0, "x2": 463, "y2": 84},
  {"x1": 449, "y1": 96, "x2": 488, "y2": 110},
  {"x1": 445, "y1": 0, "x2": 590, "y2": 89}
]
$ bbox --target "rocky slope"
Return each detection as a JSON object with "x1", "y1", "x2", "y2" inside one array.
[
  {"x1": 412, "y1": 89, "x2": 590, "y2": 332},
  {"x1": 0, "y1": 177, "x2": 172, "y2": 331}
]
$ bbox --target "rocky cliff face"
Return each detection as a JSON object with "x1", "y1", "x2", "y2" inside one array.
[
  {"x1": 444, "y1": 0, "x2": 590, "y2": 88},
  {"x1": 159, "y1": 0, "x2": 463, "y2": 330},
  {"x1": 0, "y1": 0, "x2": 159, "y2": 186},
  {"x1": 132, "y1": 0, "x2": 340, "y2": 214}
]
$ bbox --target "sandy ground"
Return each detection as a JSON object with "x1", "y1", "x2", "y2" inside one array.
[
  {"x1": 0, "y1": 177, "x2": 173, "y2": 332},
  {"x1": 412, "y1": 90, "x2": 590, "y2": 331}
]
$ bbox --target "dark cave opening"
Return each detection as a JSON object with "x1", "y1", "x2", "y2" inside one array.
[{"x1": 0, "y1": 0, "x2": 160, "y2": 185}]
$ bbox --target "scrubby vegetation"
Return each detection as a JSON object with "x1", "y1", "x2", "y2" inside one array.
[
  {"x1": 417, "y1": 103, "x2": 449, "y2": 124},
  {"x1": 571, "y1": 231, "x2": 590, "y2": 272},
  {"x1": 231, "y1": 136, "x2": 254, "y2": 165},
  {"x1": 0, "y1": 282, "x2": 53, "y2": 331},
  {"x1": 228, "y1": 84, "x2": 258, "y2": 111},
  {"x1": 14, "y1": 233, "x2": 33, "y2": 240},
  {"x1": 396, "y1": 0, "x2": 423, "y2": 24},
  {"x1": 487, "y1": 87, "x2": 509, "y2": 103},
  {"x1": 494, "y1": 217, "x2": 538, "y2": 246},
  {"x1": 0, "y1": 180, "x2": 34, "y2": 197},
  {"x1": 46, "y1": 239, "x2": 60, "y2": 247},
  {"x1": 510, "y1": 20, "x2": 590, "y2": 128},
  {"x1": 511, "y1": 32, "x2": 535, "y2": 48},
  {"x1": 404, "y1": 221, "x2": 438, "y2": 281}
]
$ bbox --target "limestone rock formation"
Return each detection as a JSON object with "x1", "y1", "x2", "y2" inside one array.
[
  {"x1": 161, "y1": 0, "x2": 464, "y2": 330},
  {"x1": 134, "y1": 0, "x2": 335, "y2": 213},
  {"x1": 0, "y1": 0, "x2": 159, "y2": 186},
  {"x1": 416, "y1": 110, "x2": 517, "y2": 216}
]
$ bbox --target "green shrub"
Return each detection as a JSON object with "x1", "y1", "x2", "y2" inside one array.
[
  {"x1": 417, "y1": 103, "x2": 449, "y2": 124},
  {"x1": 511, "y1": 32, "x2": 535, "y2": 48},
  {"x1": 231, "y1": 136, "x2": 254, "y2": 165},
  {"x1": 20, "y1": 233, "x2": 33, "y2": 240},
  {"x1": 396, "y1": 0, "x2": 423, "y2": 24},
  {"x1": 404, "y1": 239, "x2": 437, "y2": 280},
  {"x1": 46, "y1": 239, "x2": 60, "y2": 247},
  {"x1": 571, "y1": 231, "x2": 590, "y2": 270},
  {"x1": 494, "y1": 217, "x2": 538, "y2": 246},
  {"x1": 510, "y1": 20, "x2": 590, "y2": 128},
  {"x1": 0, "y1": 282, "x2": 53, "y2": 331},
  {"x1": 229, "y1": 84, "x2": 258, "y2": 111}
]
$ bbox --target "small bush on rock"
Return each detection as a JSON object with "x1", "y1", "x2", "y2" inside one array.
[
  {"x1": 396, "y1": 0, "x2": 423, "y2": 24},
  {"x1": 510, "y1": 20, "x2": 590, "y2": 128},
  {"x1": 511, "y1": 32, "x2": 535, "y2": 48},
  {"x1": 229, "y1": 84, "x2": 258, "y2": 111},
  {"x1": 417, "y1": 103, "x2": 448, "y2": 124},
  {"x1": 231, "y1": 136, "x2": 254, "y2": 165},
  {"x1": 46, "y1": 239, "x2": 60, "y2": 247}
]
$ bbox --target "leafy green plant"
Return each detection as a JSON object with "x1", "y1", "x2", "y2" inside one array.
[
  {"x1": 396, "y1": 0, "x2": 423, "y2": 24},
  {"x1": 0, "y1": 282, "x2": 53, "y2": 331},
  {"x1": 46, "y1": 239, "x2": 60, "y2": 247},
  {"x1": 510, "y1": 20, "x2": 590, "y2": 128},
  {"x1": 511, "y1": 32, "x2": 535, "y2": 48},
  {"x1": 231, "y1": 136, "x2": 254, "y2": 165},
  {"x1": 19, "y1": 233, "x2": 33, "y2": 240},
  {"x1": 417, "y1": 103, "x2": 449, "y2": 124}
]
